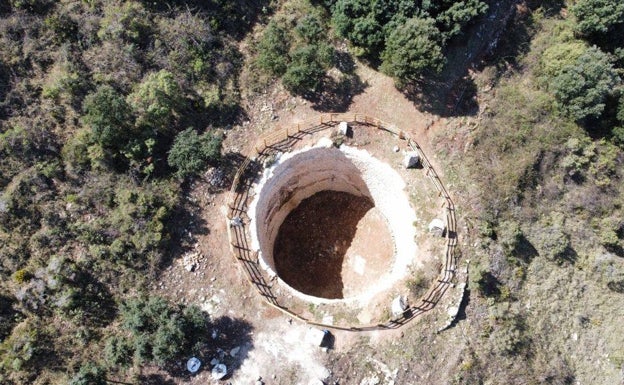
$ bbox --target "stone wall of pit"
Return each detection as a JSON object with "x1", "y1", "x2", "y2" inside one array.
[{"x1": 248, "y1": 141, "x2": 419, "y2": 303}]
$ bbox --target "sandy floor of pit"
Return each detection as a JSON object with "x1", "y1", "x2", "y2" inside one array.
[{"x1": 274, "y1": 191, "x2": 393, "y2": 299}]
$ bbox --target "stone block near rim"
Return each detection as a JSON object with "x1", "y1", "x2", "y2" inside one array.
[
  {"x1": 403, "y1": 152, "x2": 420, "y2": 168},
  {"x1": 428, "y1": 218, "x2": 446, "y2": 237},
  {"x1": 338, "y1": 121, "x2": 352, "y2": 137}
]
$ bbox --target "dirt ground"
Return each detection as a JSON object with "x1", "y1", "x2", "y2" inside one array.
[{"x1": 150, "y1": 61, "x2": 457, "y2": 384}]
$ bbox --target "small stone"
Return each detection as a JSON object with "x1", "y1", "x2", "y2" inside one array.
[
  {"x1": 230, "y1": 346, "x2": 240, "y2": 357},
  {"x1": 428, "y1": 218, "x2": 446, "y2": 237},
  {"x1": 403, "y1": 152, "x2": 420, "y2": 168},
  {"x1": 393, "y1": 145, "x2": 400, "y2": 152},
  {"x1": 211, "y1": 364, "x2": 227, "y2": 380}
]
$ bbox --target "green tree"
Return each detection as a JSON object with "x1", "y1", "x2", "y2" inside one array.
[
  {"x1": 435, "y1": 0, "x2": 488, "y2": 39},
  {"x1": 127, "y1": 70, "x2": 185, "y2": 135},
  {"x1": 115, "y1": 296, "x2": 208, "y2": 366},
  {"x1": 282, "y1": 43, "x2": 333, "y2": 95},
  {"x1": 295, "y1": 15, "x2": 325, "y2": 43},
  {"x1": 167, "y1": 128, "x2": 223, "y2": 178},
  {"x1": 331, "y1": 0, "x2": 387, "y2": 55},
  {"x1": 82, "y1": 85, "x2": 134, "y2": 150},
  {"x1": 380, "y1": 17, "x2": 445, "y2": 86},
  {"x1": 69, "y1": 363, "x2": 107, "y2": 385},
  {"x1": 550, "y1": 46, "x2": 619, "y2": 121},
  {"x1": 571, "y1": 0, "x2": 624, "y2": 36},
  {"x1": 257, "y1": 21, "x2": 291, "y2": 77}
]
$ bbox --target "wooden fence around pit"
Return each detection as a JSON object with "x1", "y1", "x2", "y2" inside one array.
[{"x1": 225, "y1": 114, "x2": 458, "y2": 331}]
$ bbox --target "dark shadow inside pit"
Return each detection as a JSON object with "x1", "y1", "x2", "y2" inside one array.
[{"x1": 273, "y1": 191, "x2": 374, "y2": 299}]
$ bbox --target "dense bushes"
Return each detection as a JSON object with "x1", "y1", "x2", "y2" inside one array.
[
  {"x1": 380, "y1": 17, "x2": 445, "y2": 86},
  {"x1": 549, "y1": 46, "x2": 619, "y2": 122},
  {"x1": 109, "y1": 296, "x2": 207, "y2": 367},
  {"x1": 256, "y1": 10, "x2": 335, "y2": 97},
  {"x1": 167, "y1": 127, "x2": 223, "y2": 178},
  {"x1": 0, "y1": 2, "x2": 239, "y2": 381},
  {"x1": 329, "y1": 0, "x2": 487, "y2": 84}
]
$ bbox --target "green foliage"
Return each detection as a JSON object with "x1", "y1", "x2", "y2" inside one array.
[
  {"x1": 571, "y1": 0, "x2": 624, "y2": 36},
  {"x1": 533, "y1": 212, "x2": 571, "y2": 263},
  {"x1": 9, "y1": 0, "x2": 54, "y2": 13},
  {"x1": 331, "y1": 0, "x2": 389, "y2": 55},
  {"x1": 104, "y1": 335, "x2": 132, "y2": 368},
  {"x1": 295, "y1": 15, "x2": 325, "y2": 43},
  {"x1": 257, "y1": 21, "x2": 290, "y2": 76},
  {"x1": 538, "y1": 41, "x2": 587, "y2": 81},
  {"x1": 380, "y1": 17, "x2": 445, "y2": 85},
  {"x1": 550, "y1": 46, "x2": 619, "y2": 121},
  {"x1": 83, "y1": 85, "x2": 134, "y2": 150},
  {"x1": 128, "y1": 70, "x2": 185, "y2": 135},
  {"x1": 98, "y1": 1, "x2": 152, "y2": 45},
  {"x1": 498, "y1": 220, "x2": 523, "y2": 256},
  {"x1": 69, "y1": 363, "x2": 107, "y2": 385},
  {"x1": 167, "y1": 128, "x2": 223, "y2": 178},
  {"x1": 282, "y1": 43, "x2": 334, "y2": 95},
  {"x1": 113, "y1": 297, "x2": 208, "y2": 366},
  {"x1": 561, "y1": 137, "x2": 619, "y2": 186},
  {"x1": 436, "y1": 0, "x2": 488, "y2": 39},
  {"x1": 330, "y1": 0, "x2": 487, "y2": 71}
]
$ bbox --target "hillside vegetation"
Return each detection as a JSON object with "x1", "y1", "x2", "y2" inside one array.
[{"x1": 0, "y1": 0, "x2": 623, "y2": 384}]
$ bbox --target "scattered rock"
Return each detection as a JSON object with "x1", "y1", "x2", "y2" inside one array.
[
  {"x1": 393, "y1": 145, "x2": 399, "y2": 152},
  {"x1": 187, "y1": 357, "x2": 201, "y2": 373},
  {"x1": 338, "y1": 121, "x2": 351, "y2": 137},
  {"x1": 230, "y1": 216, "x2": 243, "y2": 227},
  {"x1": 230, "y1": 346, "x2": 240, "y2": 357},
  {"x1": 211, "y1": 363, "x2": 227, "y2": 380},
  {"x1": 428, "y1": 218, "x2": 446, "y2": 237},
  {"x1": 391, "y1": 295, "x2": 408, "y2": 317},
  {"x1": 403, "y1": 151, "x2": 421, "y2": 168},
  {"x1": 183, "y1": 251, "x2": 201, "y2": 272}
]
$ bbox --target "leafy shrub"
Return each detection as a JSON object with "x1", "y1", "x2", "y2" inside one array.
[
  {"x1": 381, "y1": 17, "x2": 445, "y2": 85},
  {"x1": 128, "y1": 70, "x2": 186, "y2": 136},
  {"x1": 83, "y1": 85, "x2": 135, "y2": 151},
  {"x1": 550, "y1": 46, "x2": 619, "y2": 121},
  {"x1": 69, "y1": 363, "x2": 107, "y2": 385},
  {"x1": 167, "y1": 128, "x2": 223, "y2": 178},
  {"x1": 282, "y1": 44, "x2": 333, "y2": 95},
  {"x1": 112, "y1": 296, "x2": 208, "y2": 366},
  {"x1": 98, "y1": 1, "x2": 152, "y2": 45},
  {"x1": 571, "y1": 0, "x2": 624, "y2": 36},
  {"x1": 257, "y1": 21, "x2": 291, "y2": 77}
]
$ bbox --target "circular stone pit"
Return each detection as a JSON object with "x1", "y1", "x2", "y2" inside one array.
[{"x1": 249, "y1": 139, "x2": 419, "y2": 304}]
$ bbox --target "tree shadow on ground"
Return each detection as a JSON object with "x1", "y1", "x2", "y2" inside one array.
[
  {"x1": 305, "y1": 51, "x2": 368, "y2": 112},
  {"x1": 164, "y1": 315, "x2": 254, "y2": 380},
  {"x1": 138, "y1": 374, "x2": 176, "y2": 385},
  {"x1": 196, "y1": 316, "x2": 255, "y2": 380},
  {"x1": 159, "y1": 185, "x2": 210, "y2": 272},
  {"x1": 512, "y1": 235, "x2": 539, "y2": 263},
  {"x1": 310, "y1": 73, "x2": 368, "y2": 113}
]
